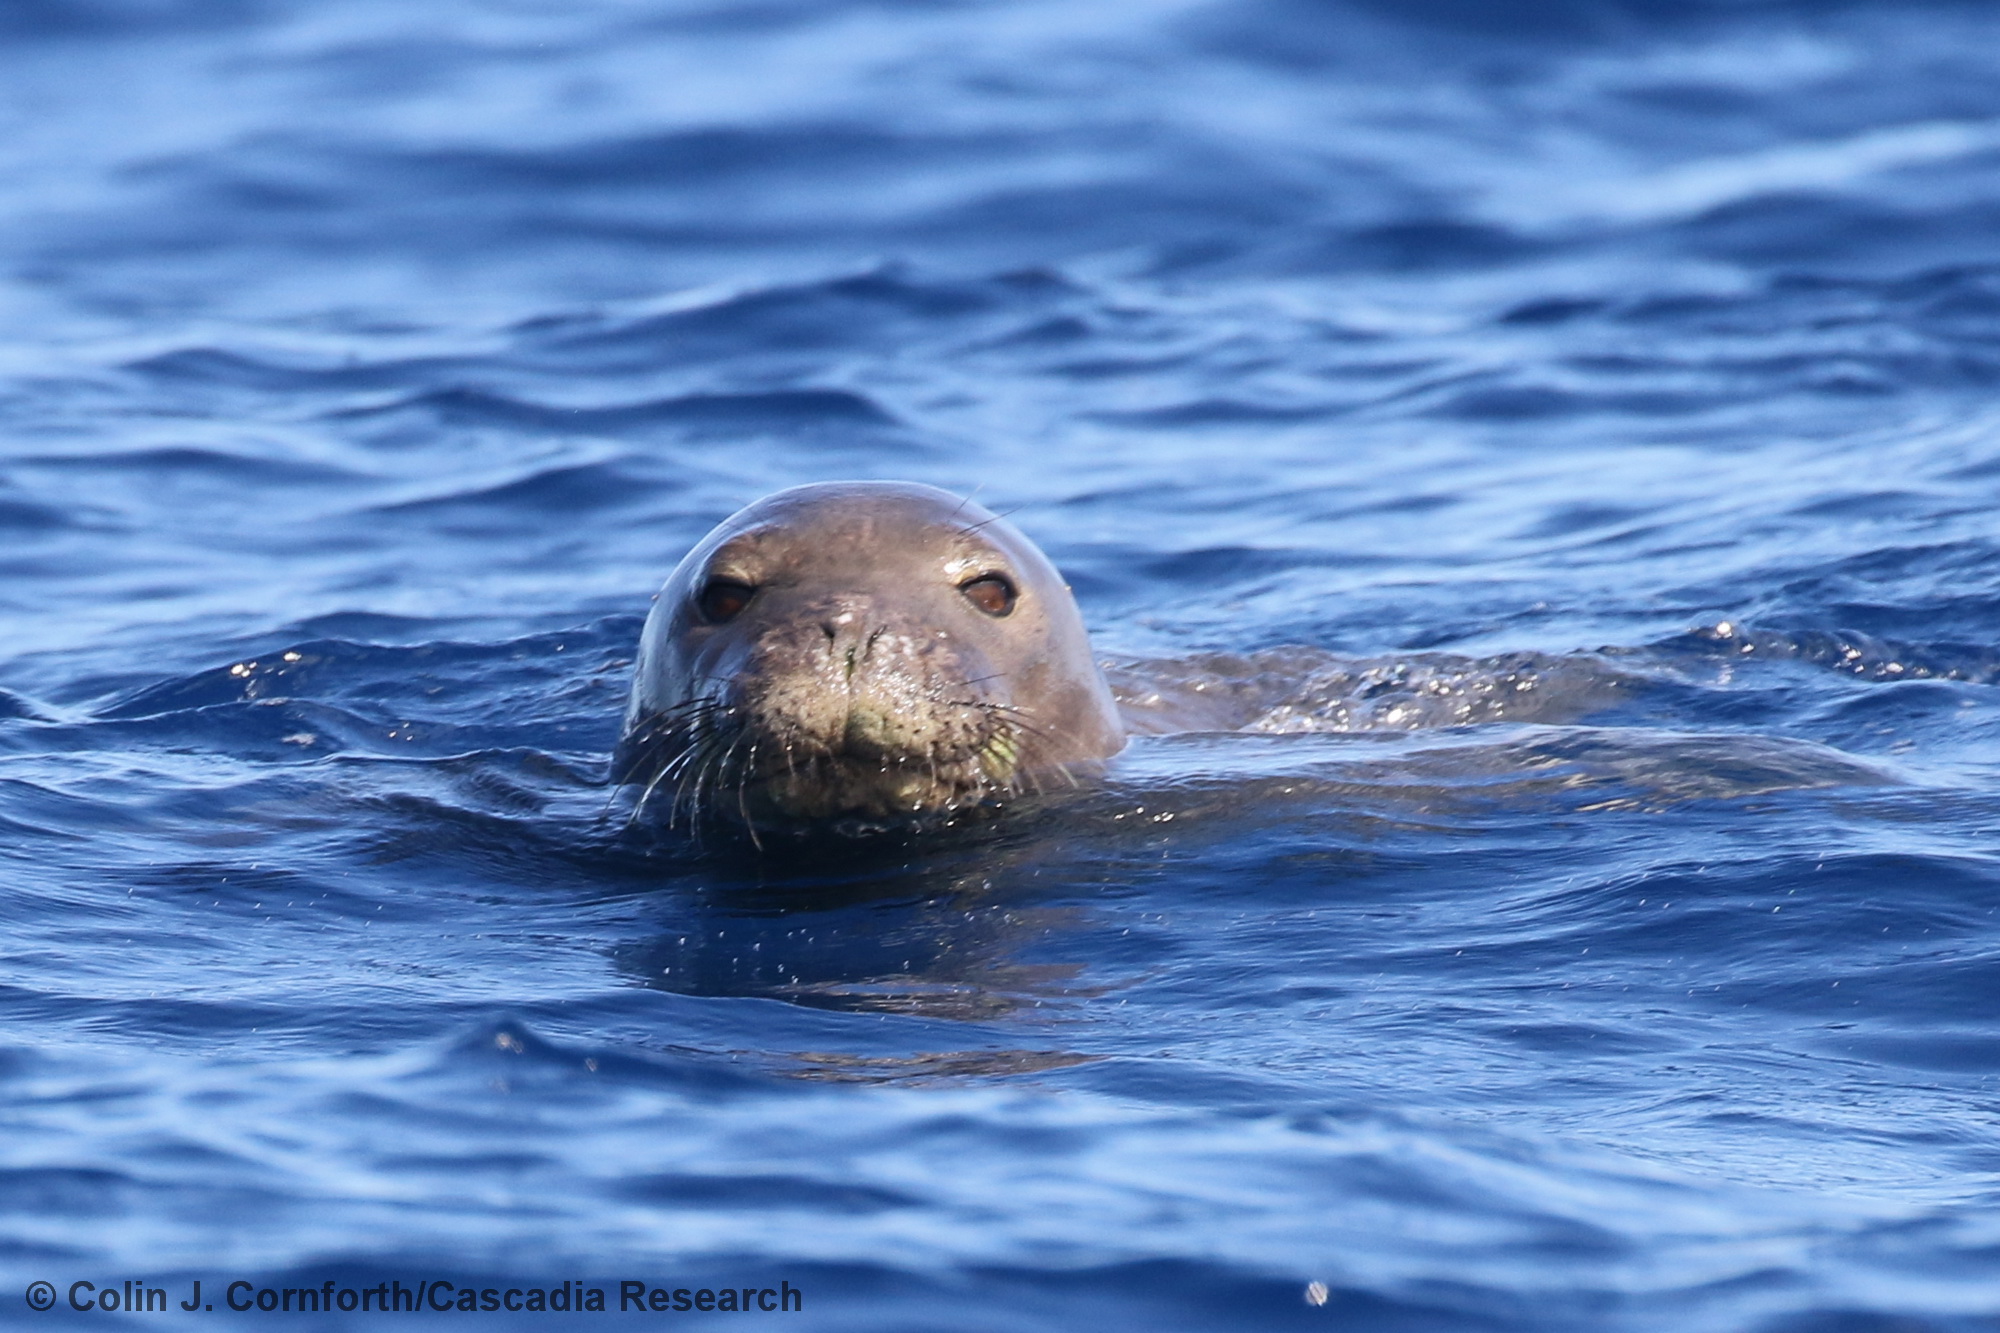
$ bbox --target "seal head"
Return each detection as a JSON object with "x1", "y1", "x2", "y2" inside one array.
[{"x1": 615, "y1": 481, "x2": 1124, "y2": 828}]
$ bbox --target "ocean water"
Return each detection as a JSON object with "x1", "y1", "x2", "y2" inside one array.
[{"x1": 4, "y1": 0, "x2": 2000, "y2": 1328}]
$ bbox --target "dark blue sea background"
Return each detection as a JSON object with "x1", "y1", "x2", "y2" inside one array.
[{"x1": 5, "y1": 1, "x2": 2000, "y2": 1328}]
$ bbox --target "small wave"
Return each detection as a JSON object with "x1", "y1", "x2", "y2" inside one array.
[
  {"x1": 1331, "y1": 218, "x2": 1539, "y2": 271},
  {"x1": 1108, "y1": 727, "x2": 1887, "y2": 835},
  {"x1": 519, "y1": 265, "x2": 1084, "y2": 370},
  {"x1": 1501, "y1": 119, "x2": 2000, "y2": 232},
  {"x1": 17, "y1": 444, "x2": 356, "y2": 487},
  {"x1": 126, "y1": 346, "x2": 465, "y2": 395},
  {"x1": 1495, "y1": 726, "x2": 1888, "y2": 804},
  {"x1": 279, "y1": 610, "x2": 469, "y2": 642},
  {"x1": 94, "y1": 624, "x2": 634, "y2": 730},
  {"x1": 428, "y1": 1020, "x2": 770, "y2": 1097},
  {"x1": 0, "y1": 690, "x2": 47, "y2": 722},
  {"x1": 370, "y1": 457, "x2": 663, "y2": 518},
  {"x1": 1497, "y1": 297, "x2": 1608, "y2": 326},
  {"x1": 0, "y1": 0, "x2": 264, "y2": 39},
  {"x1": 1084, "y1": 397, "x2": 1343, "y2": 426},
  {"x1": 1661, "y1": 620, "x2": 2000, "y2": 684},
  {"x1": 1132, "y1": 545, "x2": 1392, "y2": 590},
  {"x1": 332, "y1": 385, "x2": 899, "y2": 434},
  {"x1": 46, "y1": 697, "x2": 371, "y2": 761},
  {"x1": 99, "y1": 640, "x2": 402, "y2": 720},
  {"x1": 0, "y1": 490, "x2": 72, "y2": 531}
]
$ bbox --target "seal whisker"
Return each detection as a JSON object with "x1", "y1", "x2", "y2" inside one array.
[
  {"x1": 690, "y1": 727, "x2": 743, "y2": 830},
  {"x1": 631, "y1": 732, "x2": 711, "y2": 831},
  {"x1": 708, "y1": 726, "x2": 754, "y2": 831},
  {"x1": 625, "y1": 760, "x2": 677, "y2": 831},
  {"x1": 616, "y1": 695, "x2": 734, "y2": 827},
  {"x1": 624, "y1": 723, "x2": 711, "y2": 827},
  {"x1": 681, "y1": 733, "x2": 716, "y2": 827},
  {"x1": 942, "y1": 483, "x2": 986, "y2": 528},
  {"x1": 735, "y1": 740, "x2": 765, "y2": 852},
  {"x1": 941, "y1": 700, "x2": 1056, "y2": 748},
  {"x1": 668, "y1": 729, "x2": 731, "y2": 830},
  {"x1": 611, "y1": 696, "x2": 727, "y2": 782},
  {"x1": 953, "y1": 505, "x2": 1023, "y2": 538}
]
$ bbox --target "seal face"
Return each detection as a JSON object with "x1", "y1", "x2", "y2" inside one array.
[{"x1": 615, "y1": 481, "x2": 1125, "y2": 829}]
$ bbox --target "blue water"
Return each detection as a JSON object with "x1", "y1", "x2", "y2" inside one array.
[{"x1": 5, "y1": 1, "x2": 2000, "y2": 1328}]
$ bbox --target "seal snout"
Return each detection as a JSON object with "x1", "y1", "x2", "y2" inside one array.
[
  {"x1": 743, "y1": 600, "x2": 998, "y2": 764},
  {"x1": 702, "y1": 599, "x2": 1021, "y2": 819}
]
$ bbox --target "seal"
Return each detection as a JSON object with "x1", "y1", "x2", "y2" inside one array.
[{"x1": 614, "y1": 481, "x2": 1126, "y2": 830}]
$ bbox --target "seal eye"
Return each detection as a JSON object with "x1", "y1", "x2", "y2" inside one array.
[
  {"x1": 697, "y1": 579, "x2": 756, "y2": 624},
  {"x1": 959, "y1": 573, "x2": 1017, "y2": 617}
]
